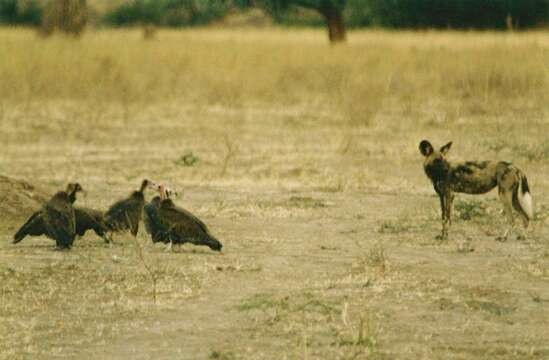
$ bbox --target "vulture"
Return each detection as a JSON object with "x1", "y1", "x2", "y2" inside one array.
[
  {"x1": 13, "y1": 207, "x2": 109, "y2": 244},
  {"x1": 146, "y1": 184, "x2": 222, "y2": 252},
  {"x1": 143, "y1": 196, "x2": 167, "y2": 243},
  {"x1": 104, "y1": 179, "x2": 154, "y2": 237},
  {"x1": 42, "y1": 183, "x2": 83, "y2": 250}
]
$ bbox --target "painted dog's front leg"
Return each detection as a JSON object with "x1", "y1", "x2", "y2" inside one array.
[
  {"x1": 434, "y1": 182, "x2": 454, "y2": 240},
  {"x1": 435, "y1": 189, "x2": 448, "y2": 240},
  {"x1": 443, "y1": 191, "x2": 455, "y2": 237}
]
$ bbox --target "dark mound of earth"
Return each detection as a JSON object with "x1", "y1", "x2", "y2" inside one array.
[{"x1": 0, "y1": 175, "x2": 48, "y2": 221}]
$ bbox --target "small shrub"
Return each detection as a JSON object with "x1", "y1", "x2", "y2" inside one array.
[
  {"x1": 377, "y1": 220, "x2": 410, "y2": 234},
  {"x1": 455, "y1": 199, "x2": 487, "y2": 221},
  {"x1": 175, "y1": 151, "x2": 199, "y2": 167},
  {"x1": 209, "y1": 350, "x2": 236, "y2": 360},
  {"x1": 287, "y1": 196, "x2": 327, "y2": 209},
  {"x1": 366, "y1": 243, "x2": 386, "y2": 270},
  {"x1": 465, "y1": 299, "x2": 515, "y2": 316}
]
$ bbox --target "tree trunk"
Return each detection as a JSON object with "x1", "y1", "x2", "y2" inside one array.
[
  {"x1": 40, "y1": 0, "x2": 87, "y2": 37},
  {"x1": 320, "y1": 5, "x2": 346, "y2": 43}
]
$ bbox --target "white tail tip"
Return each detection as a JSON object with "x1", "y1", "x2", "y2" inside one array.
[{"x1": 519, "y1": 191, "x2": 533, "y2": 220}]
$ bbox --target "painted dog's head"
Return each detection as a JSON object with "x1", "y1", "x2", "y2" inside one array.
[{"x1": 419, "y1": 140, "x2": 453, "y2": 182}]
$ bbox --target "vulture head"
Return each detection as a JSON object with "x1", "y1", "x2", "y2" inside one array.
[
  {"x1": 66, "y1": 183, "x2": 84, "y2": 196},
  {"x1": 66, "y1": 183, "x2": 83, "y2": 193},
  {"x1": 139, "y1": 179, "x2": 152, "y2": 193},
  {"x1": 66, "y1": 183, "x2": 84, "y2": 202},
  {"x1": 155, "y1": 183, "x2": 179, "y2": 199},
  {"x1": 205, "y1": 237, "x2": 223, "y2": 252},
  {"x1": 133, "y1": 179, "x2": 164, "y2": 197}
]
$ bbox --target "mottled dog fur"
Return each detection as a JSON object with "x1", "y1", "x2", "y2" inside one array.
[{"x1": 419, "y1": 140, "x2": 533, "y2": 240}]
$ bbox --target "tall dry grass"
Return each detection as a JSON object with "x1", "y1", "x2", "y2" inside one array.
[
  {"x1": 0, "y1": 27, "x2": 548, "y2": 194},
  {"x1": 0, "y1": 28, "x2": 547, "y2": 119}
]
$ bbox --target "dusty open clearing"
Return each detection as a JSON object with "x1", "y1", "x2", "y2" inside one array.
[{"x1": 1, "y1": 28, "x2": 549, "y2": 359}]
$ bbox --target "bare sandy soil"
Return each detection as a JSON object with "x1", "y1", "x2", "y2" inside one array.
[
  {"x1": 4, "y1": 187, "x2": 549, "y2": 359},
  {"x1": 1, "y1": 28, "x2": 549, "y2": 359}
]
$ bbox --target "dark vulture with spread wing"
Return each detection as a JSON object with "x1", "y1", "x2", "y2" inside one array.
[
  {"x1": 14, "y1": 206, "x2": 108, "y2": 244},
  {"x1": 41, "y1": 183, "x2": 83, "y2": 250}
]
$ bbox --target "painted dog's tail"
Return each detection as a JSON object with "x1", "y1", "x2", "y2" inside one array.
[{"x1": 517, "y1": 172, "x2": 533, "y2": 221}]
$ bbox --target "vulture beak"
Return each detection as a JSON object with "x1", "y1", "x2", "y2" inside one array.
[
  {"x1": 158, "y1": 184, "x2": 166, "y2": 200},
  {"x1": 148, "y1": 181, "x2": 179, "y2": 198}
]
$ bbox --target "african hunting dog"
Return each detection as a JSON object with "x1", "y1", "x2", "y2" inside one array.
[{"x1": 419, "y1": 140, "x2": 532, "y2": 240}]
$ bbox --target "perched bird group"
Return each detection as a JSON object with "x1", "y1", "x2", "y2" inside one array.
[{"x1": 13, "y1": 179, "x2": 222, "y2": 252}]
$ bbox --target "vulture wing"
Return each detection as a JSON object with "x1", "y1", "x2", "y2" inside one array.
[
  {"x1": 105, "y1": 195, "x2": 144, "y2": 236},
  {"x1": 74, "y1": 207, "x2": 107, "y2": 239},
  {"x1": 159, "y1": 200, "x2": 222, "y2": 251},
  {"x1": 13, "y1": 211, "x2": 49, "y2": 243},
  {"x1": 144, "y1": 200, "x2": 169, "y2": 243}
]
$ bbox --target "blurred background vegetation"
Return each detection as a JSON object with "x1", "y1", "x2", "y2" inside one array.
[{"x1": 1, "y1": 0, "x2": 548, "y2": 42}]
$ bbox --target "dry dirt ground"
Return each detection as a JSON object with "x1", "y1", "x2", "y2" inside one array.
[{"x1": 1, "y1": 29, "x2": 549, "y2": 359}]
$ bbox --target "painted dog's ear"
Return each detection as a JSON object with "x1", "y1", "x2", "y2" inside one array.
[
  {"x1": 419, "y1": 140, "x2": 434, "y2": 157},
  {"x1": 440, "y1": 141, "x2": 453, "y2": 155}
]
